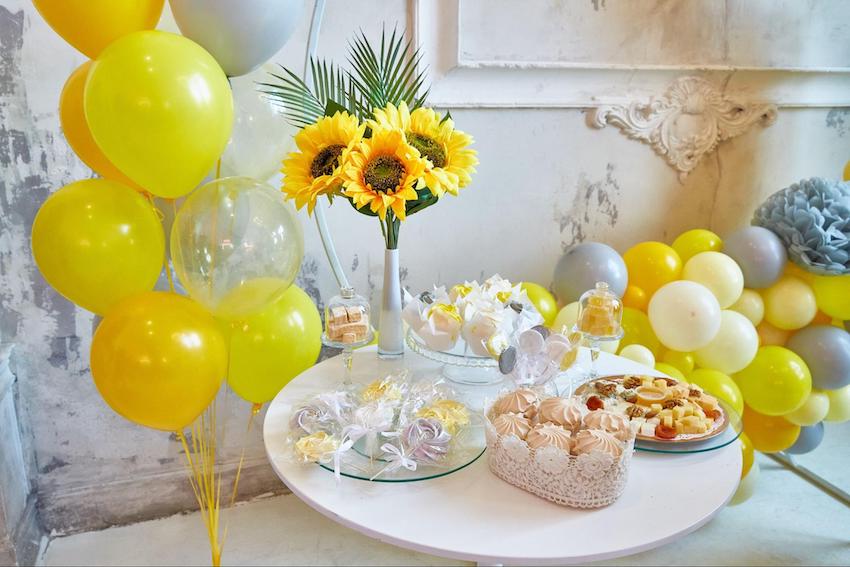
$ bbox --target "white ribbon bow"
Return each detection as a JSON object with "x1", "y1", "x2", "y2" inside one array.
[{"x1": 370, "y1": 442, "x2": 417, "y2": 481}]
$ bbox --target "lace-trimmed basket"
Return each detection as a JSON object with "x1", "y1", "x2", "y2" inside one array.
[{"x1": 485, "y1": 412, "x2": 635, "y2": 508}]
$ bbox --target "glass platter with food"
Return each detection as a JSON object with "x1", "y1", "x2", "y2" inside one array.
[{"x1": 574, "y1": 375, "x2": 729, "y2": 443}]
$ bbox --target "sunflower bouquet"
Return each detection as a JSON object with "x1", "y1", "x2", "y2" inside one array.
[{"x1": 262, "y1": 29, "x2": 477, "y2": 250}]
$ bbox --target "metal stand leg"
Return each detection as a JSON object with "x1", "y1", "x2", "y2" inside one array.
[{"x1": 765, "y1": 452, "x2": 850, "y2": 508}]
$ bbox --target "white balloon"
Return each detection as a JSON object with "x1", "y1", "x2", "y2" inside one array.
[
  {"x1": 220, "y1": 66, "x2": 298, "y2": 181},
  {"x1": 619, "y1": 344, "x2": 656, "y2": 368},
  {"x1": 694, "y1": 310, "x2": 759, "y2": 374},
  {"x1": 682, "y1": 252, "x2": 744, "y2": 309},
  {"x1": 648, "y1": 281, "x2": 721, "y2": 352}
]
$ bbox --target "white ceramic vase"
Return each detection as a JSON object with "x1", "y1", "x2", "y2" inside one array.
[{"x1": 378, "y1": 248, "x2": 403, "y2": 358}]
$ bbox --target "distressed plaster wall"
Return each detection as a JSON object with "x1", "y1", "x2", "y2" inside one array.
[{"x1": 0, "y1": 0, "x2": 848, "y2": 535}]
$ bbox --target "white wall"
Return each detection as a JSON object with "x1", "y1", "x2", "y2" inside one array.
[{"x1": 0, "y1": 0, "x2": 848, "y2": 532}]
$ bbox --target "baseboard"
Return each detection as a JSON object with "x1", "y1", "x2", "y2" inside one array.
[{"x1": 38, "y1": 457, "x2": 290, "y2": 535}]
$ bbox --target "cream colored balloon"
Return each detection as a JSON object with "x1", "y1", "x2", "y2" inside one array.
[
  {"x1": 599, "y1": 340, "x2": 620, "y2": 354},
  {"x1": 824, "y1": 385, "x2": 850, "y2": 422},
  {"x1": 729, "y1": 289, "x2": 765, "y2": 326},
  {"x1": 552, "y1": 302, "x2": 580, "y2": 333},
  {"x1": 729, "y1": 460, "x2": 760, "y2": 506},
  {"x1": 682, "y1": 252, "x2": 744, "y2": 309},
  {"x1": 785, "y1": 391, "x2": 830, "y2": 426},
  {"x1": 694, "y1": 310, "x2": 759, "y2": 374},
  {"x1": 619, "y1": 344, "x2": 656, "y2": 367},
  {"x1": 763, "y1": 276, "x2": 817, "y2": 330},
  {"x1": 648, "y1": 281, "x2": 722, "y2": 352}
]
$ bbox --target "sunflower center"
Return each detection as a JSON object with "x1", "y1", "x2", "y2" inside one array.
[
  {"x1": 310, "y1": 144, "x2": 346, "y2": 178},
  {"x1": 364, "y1": 155, "x2": 405, "y2": 193},
  {"x1": 406, "y1": 132, "x2": 446, "y2": 168}
]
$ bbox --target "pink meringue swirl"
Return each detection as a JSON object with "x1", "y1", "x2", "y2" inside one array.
[
  {"x1": 526, "y1": 423, "x2": 572, "y2": 451},
  {"x1": 582, "y1": 410, "x2": 632, "y2": 442},
  {"x1": 573, "y1": 429, "x2": 623, "y2": 458},
  {"x1": 492, "y1": 412, "x2": 532, "y2": 439},
  {"x1": 537, "y1": 397, "x2": 584, "y2": 430},
  {"x1": 493, "y1": 388, "x2": 538, "y2": 416}
]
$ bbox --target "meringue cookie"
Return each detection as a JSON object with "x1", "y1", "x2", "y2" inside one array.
[
  {"x1": 493, "y1": 388, "x2": 538, "y2": 416},
  {"x1": 582, "y1": 410, "x2": 632, "y2": 442},
  {"x1": 402, "y1": 417, "x2": 451, "y2": 463},
  {"x1": 537, "y1": 397, "x2": 584, "y2": 430},
  {"x1": 573, "y1": 429, "x2": 623, "y2": 458},
  {"x1": 526, "y1": 423, "x2": 572, "y2": 451},
  {"x1": 492, "y1": 412, "x2": 532, "y2": 439}
]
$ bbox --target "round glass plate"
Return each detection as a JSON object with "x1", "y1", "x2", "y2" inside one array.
[
  {"x1": 635, "y1": 399, "x2": 743, "y2": 454},
  {"x1": 405, "y1": 330, "x2": 503, "y2": 386},
  {"x1": 317, "y1": 413, "x2": 487, "y2": 482}
]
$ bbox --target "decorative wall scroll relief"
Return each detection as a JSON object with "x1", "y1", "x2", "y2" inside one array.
[{"x1": 587, "y1": 77, "x2": 778, "y2": 181}]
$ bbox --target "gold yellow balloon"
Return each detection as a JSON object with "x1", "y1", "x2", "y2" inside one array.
[
  {"x1": 739, "y1": 432, "x2": 754, "y2": 479},
  {"x1": 622, "y1": 285, "x2": 648, "y2": 311},
  {"x1": 762, "y1": 276, "x2": 817, "y2": 330},
  {"x1": 756, "y1": 320, "x2": 791, "y2": 346},
  {"x1": 784, "y1": 262, "x2": 814, "y2": 283},
  {"x1": 623, "y1": 241, "x2": 682, "y2": 296},
  {"x1": 742, "y1": 405, "x2": 800, "y2": 453},
  {"x1": 31, "y1": 179, "x2": 164, "y2": 315},
  {"x1": 654, "y1": 362, "x2": 685, "y2": 380},
  {"x1": 59, "y1": 62, "x2": 141, "y2": 190},
  {"x1": 662, "y1": 350, "x2": 695, "y2": 375},
  {"x1": 688, "y1": 368, "x2": 744, "y2": 416},
  {"x1": 672, "y1": 229, "x2": 723, "y2": 264},
  {"x1": 521, "y1": 282, "x2": 558, "y2": 327},
  {"x1": 620, "y1": 307, "x2": 662, "y2": 355},
  {"x1": 91, "y1": 292, "x2": 227, "y2": 431},
  {"x1": 811, "y1": 274, "x2": 850, "y2": 320},
  {"x1": 824, "y1": 385, "x2": 850, "y2": 422},
  {"x1": 784, "y1": 391, "x2": 830, "y2": 426},
  {"x1": 33, "y1": 0, "x2": 163, "y2": 59},
  {"x1": 735, "y1": 346, "x2": 812, "y2": 416},
  {"x1": 85, "y1": 31, "x2": 233, "y2": 199},
  {"x1": 227, "y1": 286, "x2": 322, "y2": 404}
]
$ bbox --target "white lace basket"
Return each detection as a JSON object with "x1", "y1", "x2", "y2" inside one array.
[{"x1": 485, "y1": 415, "x2": 635, "y2": 509}]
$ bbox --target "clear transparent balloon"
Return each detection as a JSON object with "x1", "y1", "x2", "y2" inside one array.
[{"x1": 171, "y1": 176, "x2": 304, "y2": 320}]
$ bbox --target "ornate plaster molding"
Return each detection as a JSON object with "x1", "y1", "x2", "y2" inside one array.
[{"x1": 587, "y1": 77, "x2": 778, "y2": 181}]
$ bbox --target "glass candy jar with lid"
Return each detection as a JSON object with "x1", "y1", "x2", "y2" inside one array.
[
  {"x1": 573, "y1": 282, "x2": 624, "y2": 380},
  {"x1": 323, "y1": 287, "x2": 374, "y2": 384}
]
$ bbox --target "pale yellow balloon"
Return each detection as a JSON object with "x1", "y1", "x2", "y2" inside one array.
[
  {"x1": 824, "y1": 385, "x2": 850, "y2": 422},
  {"x1": 599, "y1": 340, "x2": 620, "y2": 354},
  {"x1": 763, "y1": 277, "x2": 817, "y2": 330},
  {"x1": 729, "y1": 289, "x2": 765, "y2": 326},
  {"x1": 694, "y1": 310, "x2": 759, "y2": 374},
  {"x1": 552, "y1": 302, "x2": 580, "y2": 334},
  {"x1": 682, "y1": 252, "x2": 744, "y2": 309},
  {"x1": 619, "y1": 344, "x2": 656, "y2": 367},
  {"x1": 785, "y1": 391, "x2": 830, "y2": 426},
  {"x1": 729, "y1": 461, "x2": 760, "y2": 506}
]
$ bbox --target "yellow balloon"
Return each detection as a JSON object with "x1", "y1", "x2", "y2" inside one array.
[
  {"x1": 59, "y1": 62, "x2": 142, "y2": 190},
  {"x1": 756, "y1": 320, "x2": 791, "y2": 346},
  {"x1": 85, "y1": 31, "x2": 233, "y2": 199},
  {"x1": 623, "y1": 241, "x2": 682, "y2": 296},
  {"x1": 622, "y1": 285, "x2": 648, "y2": 311},
  {"x1": 784, "y1": 391, "x2": 830, "y2": 426},
  {"x1": 682, "y1": 252, "x2": 744, "y2": 309},
  {"x1": 742, "y1": 405, "x2": 800, "y2": 453},
  {"x1": 688, "y1": 368, "x2": 744, "y2": 416},
  {"x1": 226, "y1": 286, "x2": 322, "y2": 405},
  {"x1": 552, "y1": 302, "x2": 580, "y2": 334},
  {"x1": 91, "y1": 292, "x2": 227, "y2": 431},
  {"x1": 811, "y1": 274, "x2": 850, "y2": 320},
  {"x1": 739, "y1": 432, "x2": 754, "y2": 479},
  {"x1": 621, "y1": 307, "x2": 662, "y2": 355},
  {"x1": 735, "y1": 346, "x2": 812, "y2": 416},
  {"x1": 34, "y1": 0, "x2": 163, "y2": 59},
  {"x1": 672, "y1": 229, "x2": 723, "y2": 264},
  {"x1": 824, "y1": 385, "x2": 850, "y2": 422},
  {"x1": 762, "y1": 276, "x2": 817, "y2": 330},
  {"x1": 662, "y1": 350, "x2": 695, "y2": 375},
  {"x1": 31, "y1": 179, "x2": 164, "y2": 315},
  {"x1": 619, "y1": 344, "x2": 655, "y2": 367},
  {"x1": 654, "y1": 362, "x2": 685, "y2": 380},
  {"x1": 729, "y1": 289, "x2": 764, "y2": 326},
  {"x1": 521, "y1": 282, "x2": 558, "y2": 326}
]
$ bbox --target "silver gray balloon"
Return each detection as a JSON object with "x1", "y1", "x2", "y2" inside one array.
[
  {"x1": 553, "y1": 242, "x2": 627, "y2": 303},
  {"x1": 169, "y1": 0, "x2": 304, "y2": 77},
  {"x1": 723, "y1": 226, "x2": 787, "y2": 289},
  {"x1": 787, "y1": 325, "x2": 850, "y2": 390},
  {"x1": 786, "y1": 422, "x2": 824, "y2": 455}
]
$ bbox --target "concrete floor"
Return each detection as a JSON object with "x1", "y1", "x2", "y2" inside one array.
[{"x1": 40, "y1": 433, "x2": 850, "y2": 566}]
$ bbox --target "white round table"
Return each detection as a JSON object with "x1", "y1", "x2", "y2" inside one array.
[{"x1": 264, "y1": 347, "x2": 741, "y2": 566}]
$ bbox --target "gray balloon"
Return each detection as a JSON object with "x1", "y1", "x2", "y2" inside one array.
[
  {"x1": 787, "y1": 325, "x2": 850, "y2": 390},
  {"x1": 723, "y1": 226, "x2": 787, "y2": 289},
  {"x1": 170, "y1": 0, "x2": 304, "y2": 77},
  {"x1": 553, "y1": 242, "x2": 627, "y2": 303},
  {"x1": 786, "y1": 422, "x2": 824, "y2": 455}
]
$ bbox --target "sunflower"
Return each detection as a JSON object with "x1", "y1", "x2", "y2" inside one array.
[
  {"x1": 340, "y1": 127, "x2": 428, "y2": 220},
  {"x1": 282, "y1": 112, "x2": 364, "y2": 213},
  {"x1": 369, "y1": 102, "x2": 478, "y2": 197}
]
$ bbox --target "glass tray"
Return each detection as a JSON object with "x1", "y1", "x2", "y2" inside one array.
[
  {"x1": 405, "y1": 330, "x2": 503, "y2": 386},
  {"x1": 317, "y1": 413, "x2": 487, "y2": 482},
  {"x1": 635, "y1": 399, "x2": 743, "y2": 454}
]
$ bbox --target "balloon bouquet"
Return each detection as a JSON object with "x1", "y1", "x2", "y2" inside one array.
[
  {"x1": 30, "y1": 1, "x2": 314, "y2": 564},
  {"x1": 532, "y1": 176, "x2": 850, "y2": 507}
]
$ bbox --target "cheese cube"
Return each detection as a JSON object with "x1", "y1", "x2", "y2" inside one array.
[
  {"x1": 663, "y1": 415, "x2": 673, "y2": 428},
  {"x1": 673, "y1": 406, "x2": 686, "y2": 420},
  {"x1": 675, "y1": 421, "x2": 685, "y2": 435},
  {"x1": 651, "y1": 403, "x2": 663, "y2": 414},
  {"x1": 653, "y1": 379, "x2": 668, "y2": 390},
  {"x1": 640, "y1": 422, "x2": 656, "y2": 437}
]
